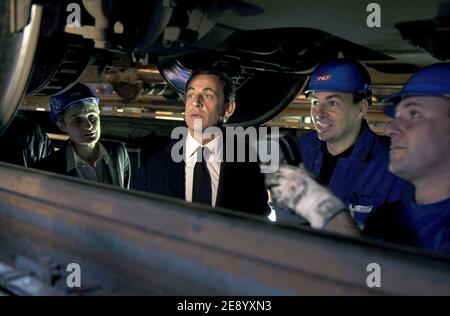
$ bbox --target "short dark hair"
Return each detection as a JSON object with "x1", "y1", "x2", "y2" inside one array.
[{"x1": 185, "y1": 68, "x2": 236, "y2": 105}]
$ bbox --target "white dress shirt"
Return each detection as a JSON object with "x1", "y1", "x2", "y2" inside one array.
[
  {"x1": 66, "y1": 141, "x2": 112, "y2": 184},
  {"x1": 185, "y1": 131, "x2": 223, "y2": 206}
]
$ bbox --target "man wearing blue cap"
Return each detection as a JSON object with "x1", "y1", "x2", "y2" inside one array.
[
  {"x1": 267, "y1": 63, "x2": 449, "y2": 251},
  {"x1": 363, "y1": 63, "x2": 450, "y2": 251},
  {"x1": 33, "y1": 83, "x2": 131, "y2": 189},
  {"x1": 296, "y1": 59, "x2": 410, "y2": 227}
]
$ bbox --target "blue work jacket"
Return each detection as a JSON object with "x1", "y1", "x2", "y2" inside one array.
[
  {"x1": 364, "y1": 188, "x2": 450, "y2": 252},
  {"x1": 298, "y1": 122, "x2": 412, "y2": 227}
]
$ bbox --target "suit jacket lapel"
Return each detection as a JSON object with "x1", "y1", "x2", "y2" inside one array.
[
  {"x1": 107, "y1": 156, "x2": 121, "y2": 187},
  {"x1": 59, "y1": 142, "x2": 76, "y2": 176},
  {"x1": 99, "y1": 143, "x2": 121, "y2": 187},
  {"x1": 164, "y1": 141, "x2": 186, "y2": 199},
  {"x1": 216, "y1": 128, "x2": 231, "y2": 207},
  {"x1": 99, "y1": 143, "x2": 116, "y2": 186}
]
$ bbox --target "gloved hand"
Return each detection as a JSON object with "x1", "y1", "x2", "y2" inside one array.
[{"x1": 265, "y1": 164, "x2": 345, "y2": 229}]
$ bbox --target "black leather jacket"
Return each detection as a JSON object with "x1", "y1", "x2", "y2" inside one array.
[{"x1": 0, "y1": 115, "x2": 54, "y2": 167}]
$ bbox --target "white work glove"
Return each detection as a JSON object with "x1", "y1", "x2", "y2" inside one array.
[{"x1": 265, "y1": 164, "x2": 345, "y2": 229}]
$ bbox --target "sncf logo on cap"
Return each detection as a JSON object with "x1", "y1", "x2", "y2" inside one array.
[{"x1": 316, "y1": 74, "x2": 332, "y2": 81}]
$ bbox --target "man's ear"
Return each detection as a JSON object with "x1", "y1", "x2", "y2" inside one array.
[
  {"x1": 359, "y1": 99, "x2": 369, "y2": 119},
  {"x1": 56, "y1": 120, "x2": 67, "y2": 133},
  {"x1": 223, "y1": 101, "x2": 236, "y2": 120}
]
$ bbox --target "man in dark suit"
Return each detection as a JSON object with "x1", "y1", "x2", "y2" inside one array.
[{"x1": 134, "y1": 69, "x2": 270, "y2": 216}]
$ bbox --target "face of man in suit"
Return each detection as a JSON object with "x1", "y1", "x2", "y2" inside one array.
[{"x1": 185, "y1": 74, "x2": 235, "y2": 143}]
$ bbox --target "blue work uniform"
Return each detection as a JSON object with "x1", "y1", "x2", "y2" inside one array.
[
  {"x1": 298, "y1": 121, "x2": 411, "y2": 227},
  {"x1": 364, "y1": 188, "x2": 450, "y2": 252}
]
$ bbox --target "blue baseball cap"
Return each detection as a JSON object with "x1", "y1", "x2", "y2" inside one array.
[
  {"x1": 383, "y1": 63, "x2": 450, "y2": 117},
  {"x1": 50, "y1": 83, "x2": 99, "y2": 123},
  {"x1": 305, "y1": 59, "x2": 372, "y2": 105}
]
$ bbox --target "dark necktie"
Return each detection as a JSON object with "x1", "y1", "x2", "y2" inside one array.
[{"x1": 192, "y1": 147, "x2": 212, "y2": 205}]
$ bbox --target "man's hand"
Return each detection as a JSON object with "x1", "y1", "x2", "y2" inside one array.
[{"x1": 265, "y1": 164, "x2": 346, "y2": 229}]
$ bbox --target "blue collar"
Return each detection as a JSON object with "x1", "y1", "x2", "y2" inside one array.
[
  {"x1": 348, "y1": 120, "x2": 376, "y2": 162},
  {"x1": 309, "y1": 120, "x2": 376, "y2": 162},
  {"x1": 402, "y1": 192, "x2": 450, "y2": 231}
]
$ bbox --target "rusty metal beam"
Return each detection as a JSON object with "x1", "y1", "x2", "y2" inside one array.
[{"x1": 0, "y1": 162, "x2": 449, "y2": 295}]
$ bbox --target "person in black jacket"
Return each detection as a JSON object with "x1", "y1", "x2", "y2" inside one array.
[
  {"x1": 0, "y1": 114, "x2": 54, "y2": 167},
  {"x1": 134, "y1": 69, "x2": 270, "y2": 216},
  {"x1": 33, "y1": 83, "x2": 130, "y2": 189}
]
